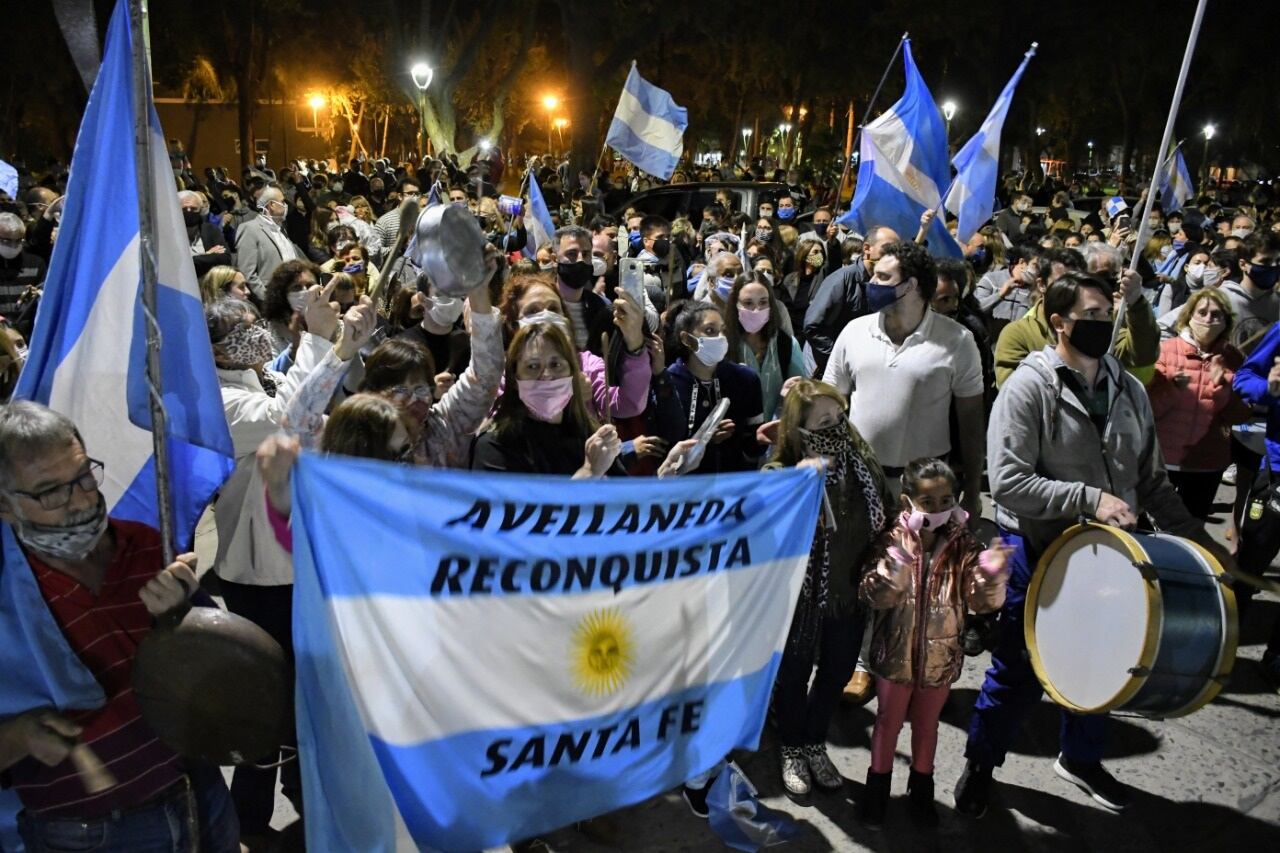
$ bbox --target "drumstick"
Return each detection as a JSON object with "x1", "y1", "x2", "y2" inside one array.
[
  {"x1": 69, "y1": 743, "x2": 117, "y2": 794},
  {"x1": 600, "y1": 331, "x2": 613, "y2": 426}
]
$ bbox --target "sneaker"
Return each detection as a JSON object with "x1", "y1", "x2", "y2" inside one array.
[
  {"x1": 858, "y1": 770, "x2": 891, "y2": 829},
  {"x1": 803, "y1": 744, "x2": 844, "y2": 791},
  {"x1": 907, "y1": 769, "x2": 939, "y2": 827},
  {"x1": 1222, "y1": 463, "x2": 1237, "y2": 486},
  {"x1": 682, "y1": 778, "x2": 714, "y2": 819},
  {"x1": 1053, "y1": 755, "x2": 1131, "y2": 811},
  {"x1": 781, "y1": 746, "x2": 812, "y2": 796},
  {"x1": 954, "y1": 760, "x2": 993, "y2": 818}
]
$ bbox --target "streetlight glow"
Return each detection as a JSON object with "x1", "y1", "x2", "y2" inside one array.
[
  {"x1": 1203, "y1": 123, "x2": 1217, "y2": 141},
  {"x1": 941, "y1": 100, "x2": 957, "y2": 122},
  {"x1": 741, "y1": 127, "x2": 753, "y2": 139},
  {"x1": 410, "y1": 62, "x2": 434, "y2": 91},
  {"x1": 478, "y1": 138, "x2": 492, "y2": 152},
  {"x1": 1035, "y1": 126, "x2": 1046, "y2": 137},
  {"x1": 542, "y1": 94, "x2": 560, "y2": 111},
  {"x1": 307, "y1": 93, "x2": 325, "y2": 111}
]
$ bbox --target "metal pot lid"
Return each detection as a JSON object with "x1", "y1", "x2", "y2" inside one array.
[{"x1": 411, "y1": 203, "x2": 488, "y2": 297}]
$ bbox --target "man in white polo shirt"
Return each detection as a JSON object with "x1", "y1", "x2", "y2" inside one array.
[{"x1": 822, "y1": 240, "x2": 985, "y2": 518}]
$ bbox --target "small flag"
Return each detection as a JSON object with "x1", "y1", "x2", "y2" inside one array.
[
  {"x1": 707, "y1": 762, "x2": 804, "y2": 851},
  {"x1": 1105, "y1": 196, "x2": 1129, "y2": 219},
  {"x1": 838, "y1": 41, "x2": 960, "y2": 257},
  {"x1": 605, "y1": 63, "x2": 689, "y2": 181},
  {"x1": 944, "y1": 44, "x2": 1037, "y2": 244},
  {"x1": 1158, "y1": 145, "x2": 1195, "y2": 213},
  {"x1": 523, "y1": 172, "x2": 556, "y2": 258},
  {"x1": 0, "y1": 158, "x2": 16, "y2": 200}
]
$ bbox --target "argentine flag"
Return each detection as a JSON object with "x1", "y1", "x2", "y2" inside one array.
[
  {"x1": 291, "y1": 455, "x2": 822, "y2": 851},
  {"x1": 522, "y1": 172, "x2": 556, "y2": 258},
  {"x1": 944, "y1": 44, "x2": 1037, "y2": 244},
  {"x1": 1159, "y1": 144, "x2": 1195, "y2": 214},
  {"x1": 14, "y1": 0, "x2": 234, "y2": 548},
  {"x1": 605, "y1": 63, "x2": 688, "y2": 182},
  {"x1": 839, "y1": 41, "x2": 959, "y2": 257}
]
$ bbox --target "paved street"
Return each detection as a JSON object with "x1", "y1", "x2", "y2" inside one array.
[{"x1": 201, "y1": 485, "x2": 1280, "y2": 851}]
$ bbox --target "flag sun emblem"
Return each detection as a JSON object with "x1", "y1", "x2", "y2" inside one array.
[{"x1": 571, "y1": 607, "x2": 635, "y2": 697}]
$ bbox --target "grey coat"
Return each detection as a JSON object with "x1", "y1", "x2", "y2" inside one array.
[
  {"x1": 234, "y1": 215, "x2": 303, "y2": 300},
  {"x1": 988, "y1": 346, "x2": 1200, "y2": 552}
]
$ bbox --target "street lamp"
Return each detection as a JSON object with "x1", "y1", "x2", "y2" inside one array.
[
  {"x1": 942, "y1": 100, "x2": 957, "y2": 141},
  {"x1": 410, "y1": 62, "x2": 434, "y2": 159},
  {"x1": 478, "y1": 138, "x2": 492, "y2": 153},
  {"x1": 1087, "y1": 140, "x2": 1095, "y2": 170},
  {"x1": 1202, "y1": 122, "x2": 1217, "y2": 184},
  {"x1": 542, "y1": 94, "x2": 560, "y2": 153},
  {"x1": 553, "y1": 118, "x2": 569, "y2": 150},
  {"x1": 741, "y1": 127, "x2": 752, "y2": 163},
  {"x1": 307, "y1": 93, "x2": 325, "y2": 136}
]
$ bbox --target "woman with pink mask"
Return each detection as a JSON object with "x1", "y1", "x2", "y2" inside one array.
[{"x1": 725, "y1": 271, "x2": 807, "y2": 419}]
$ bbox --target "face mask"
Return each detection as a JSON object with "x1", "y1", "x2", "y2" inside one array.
[
  {"x1": 799, "y1": 421, "x2": 852, "y2": 457},
  {"x1": 1188, "y1": 318, "x2": 1225, "y2": 345},
  {"x1": 557, "y1": 260, "x2": 593, "y2": 290},
  {"x1": 813, "y1": 222, "x2": 829, "y2": 238},
  {"x1": 714, "y1": 276, "x2": 735, "y2": 301},
  {"x1": 591, "y1": 256, "x2": 608, "y2": 277},
  {"x1": 539, "y1": 262, "x2": 557, "y2": 272},
  {"x1": 517, "y1": 376, "x2": 574, "y2": 421},
  {"x1": 866, "y1": 280, "x2": 909, "y2": 312},
  {"x1": 182, "y1": 209, "x2": 203, "y2": 228},
  {"x1": 1062, "y1": 317, "x2": 1112, "y2": 360},
  {"x1": 1185, "y1": 263, "x2": 1206, "y2": 287},
  {"x1": 905, "y1": 501, "x2": 967, "y2": 533},
  {"x1": 343, "y1": 261, "x2": 365, "y2": 275},
  {"x1": 428, "y1": 295, "x2": 465, "y2": 326},
  {"x1": 1172, "y1": 239, "x2": 1187, "y2": 252},
  {"x1": 806, "y1": 251, "x2": 824, "y2": 268},
  {"x1": 651, "y1": 237, "x2": 671, "y2": 259},
  {"x1": 755, "y1": 227, "x2": 773, "y2": 243},
  {"x1": 287, "y1": 291, "x2": 310, "y2": 313},
  {"x1": 738, "y1": 305, "x2": 770, "y2": 333},
  {"x1": 218, "y1": 323, "x2": 276, "y2": 368},
  {"x1": 0, "y1": 244, "x2": 21, "y2": 260},
  {"x1": 518, "y1": 309, "x2": 570, "y2": 332},
  {"x1": 758, "y1": 270, "x2": 775, "y2": 286},
  {"x1": 1232, "y1": 227, "x2": 1254, "y2": 239},
  {"x1": 12, "y1": 494, "x2": 109, "y2": 561},
  {"x1": 967, "y1": 246, "x2": 987, "y2": 264},
  {"x1": 1201, "y1": 267, "x2": 1223, "y2": 288},
  {"x1": 628, "y1": 229, "x2": 643, "y2": 249},
  {"x1": 1247, "y1": 263, "x2": 1280, "y2": 291},
  {"x1": 776, "y1": 206, "x2": 796, "y2": 221},
  {"x1": 690, "y1": 334, "x2": 728, "y2": 367}
]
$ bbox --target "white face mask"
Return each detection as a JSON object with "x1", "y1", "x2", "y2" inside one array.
[
  {"x1": 1202, "y1": 267, "x2": 1223, "y2": 288},
  {"x1": 1185, "y1": 263, "x2": 1206, "y2": 288},
  {"x1": 1232, "y1": 227, "x2": 1253, "y2": 239},
  {"x1": 591, "y1": 256, "x2": 608, "y2": 277},
  {"x1": 0, "y1": 244, "x2": 21, "y2": 260},
  {"x1": 427, "y1": 295, "x2": 465, "y2": 326},
  {"x1": 538, "y1": 262, "x2": 556, "y2": 272},
  {"x1": 690, "y1": 334, "x2": 728, "y2": 367},
  {"x1": 518, "y1": 309, "x2": 570, "y2": 332}
]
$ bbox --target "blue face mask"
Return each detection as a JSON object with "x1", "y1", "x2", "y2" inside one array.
[
  {"x1": 967, "y1": 247, "x2": 987, "y2": 264},
  {"x1": 866, "y1": 280, "x2": 908, "y2": 312},
  {"x1": 777, "y1": 206, "x2": 796, "y2": 221},
  {"x1": 714, "y1": 276, "x2": 735, "y2": 300},
  {"x1": 628, "y1": 229, "x2": 643, "y2": 249}
]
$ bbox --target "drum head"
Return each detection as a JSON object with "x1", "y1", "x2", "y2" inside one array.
[{"x1": 1027, "y1": 526, "x2": 1159, "y2": 713}]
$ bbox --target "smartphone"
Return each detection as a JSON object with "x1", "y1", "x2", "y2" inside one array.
[
  {"x1": 620, "y1": 258, "x2": 645, "y2": 304},
  {"x1": 1115, "y1": 214, "x2": 1132, "y2": 231}
]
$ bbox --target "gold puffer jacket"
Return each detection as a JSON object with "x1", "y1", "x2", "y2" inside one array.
[{"x1": 859, "y1": 517, "x2": 1006, "y2": 688}]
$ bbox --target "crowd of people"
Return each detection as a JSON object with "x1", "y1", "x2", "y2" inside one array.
[{"x1": 1, "y1": 147, "x2": 1280, "y2": 851}]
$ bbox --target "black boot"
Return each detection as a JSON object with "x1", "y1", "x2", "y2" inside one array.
[
  {"x1": 907, "y1": 769, "x2": 939, "y2": 827},
  {"x1": 859, "y1": 770, "x2": 891, "y2": 829}
]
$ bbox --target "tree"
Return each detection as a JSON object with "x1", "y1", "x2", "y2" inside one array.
[{"x1": 178, "y1": 57, "x2": 227, "y2": 166}]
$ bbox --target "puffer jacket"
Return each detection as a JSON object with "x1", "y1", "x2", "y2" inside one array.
[
  {"x1": 860, "y1": 517, "x2": 1006, "y2": 688},
  {"x1": 1148, "y1": 333, "x2": 1251, "y2": 471}
]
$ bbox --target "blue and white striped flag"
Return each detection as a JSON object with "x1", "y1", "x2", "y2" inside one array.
[
  {"x1": 838, "y1": 41, "x2": 960, "y2": 257},
  {"x1": 522, "y1": 172, "x2": 556, "y2": 258},
  {"x1": 291, "y1": 455, "x2": 822, "y2": 852},
  {"x1": 605, "y1": 63, "x2": 688, "y2": 181},
  {"x1": 1158, "y1": 145, "x2": 1195, "y2": 213},
  {"x1": 1106, "y1": 196, "x2": 1129, "y2": 219},
  {"x1": 14, "y1": 0, "x2": 233, "y2": 548},
  {"x1": 944, "y1": 44, "x2": 1037, "y2": 244},
  {"x1": 0, "y1": 158, "x2": 16, "y2": 200}
]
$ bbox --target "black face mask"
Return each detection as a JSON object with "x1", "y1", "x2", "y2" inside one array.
[
  {"x1": 182, "y1": 209, "x2": 203, "y2": 228},
  {"x1": 1063, "y1": 318, "x2": 1112, "y2": 359},
  {"x1": 651, "y1": 237, "x2": 671, "y2": 259},
  {"x1": 557, "y1": 260, "x2": 593, "y2": 290}
]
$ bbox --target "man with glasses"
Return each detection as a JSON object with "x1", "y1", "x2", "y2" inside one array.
[
  {"x1": 373, "y1": 177, "x2": 421, "y2": 267},
  {"x1": 234, "y1": 184, "x2": 304, "y2": 302},
  {"x1": 0, "y1": 212, "x2": 45, "y2": 318},
  {"x1": 0, "y1": 401, "x2": 240, "y2": 851}
]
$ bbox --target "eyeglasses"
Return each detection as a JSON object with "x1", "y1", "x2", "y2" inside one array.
[
  {"x1": 8, "y1": 460, "x2": 105, "y2": 510},
  {"x1": 389, "y1": 384, "x2": 434, "y2": 404},
  {"x1": 0, "y1": 237, "x2": 22, "y2": 248}
]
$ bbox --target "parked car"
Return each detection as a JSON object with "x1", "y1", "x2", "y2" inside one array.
[{"x1": 607, "y1": 182, "x2": 791, "y2": 229}]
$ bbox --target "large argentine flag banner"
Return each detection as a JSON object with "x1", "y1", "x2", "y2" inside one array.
[
  {"x1": 291, "y1": 455, "x2": 822, "y2": 852},
  {"x1": 14, "y1": 0, "x2": 233, "y2": 547},
  {"x1": 605, "y1": 62, "x2": 688, "y2": 181},
  {"x1": 839, "y1": 40, "x2": 960, "y2": 257}
]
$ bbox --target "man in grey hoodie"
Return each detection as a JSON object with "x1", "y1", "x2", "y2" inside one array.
[{"x1": 954, "y1": 271, "x2": 1234, "y2": 819}]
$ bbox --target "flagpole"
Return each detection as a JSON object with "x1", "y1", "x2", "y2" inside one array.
[
  {"x1": 129, "y1": 0, "x2": 176, "y2": 566},
  {"x1": 835, "y1": 32, "x2": 907, "y2": 209},
  {"x1": 1110, "y1": 0, "x2": 1207, "y2": 351}
]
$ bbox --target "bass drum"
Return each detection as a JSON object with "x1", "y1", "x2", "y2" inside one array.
[{"x1": 1025, "y1": 523, "x2": 1237, "y2": 718}]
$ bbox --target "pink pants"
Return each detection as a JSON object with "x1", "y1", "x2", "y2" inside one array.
[{"x1": 869, "y1": 677, "x2": 951, "y2": 774}]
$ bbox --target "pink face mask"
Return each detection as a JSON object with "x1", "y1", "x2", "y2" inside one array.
[
  {"x1": 738, "y1": 305, "x2": 771, "y2": 334},
  {"x1": 517, "y1": 377, "x2": 574, "y2": 421},
  {"x1": 905, "y1": 503, "x2": 968, "y2": 533}
]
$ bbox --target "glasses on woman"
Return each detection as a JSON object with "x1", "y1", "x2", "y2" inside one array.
[
  {"x1": 388, "y1": 384, "x2": 433, "y2": 405},
  {"x1": 8, "y1": 459, "x2": 105, "y2": 510}
]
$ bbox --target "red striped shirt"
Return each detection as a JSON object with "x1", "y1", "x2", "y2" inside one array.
[{"x1": 10, "y1": 520, "x2": 184, "y2": 818}]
